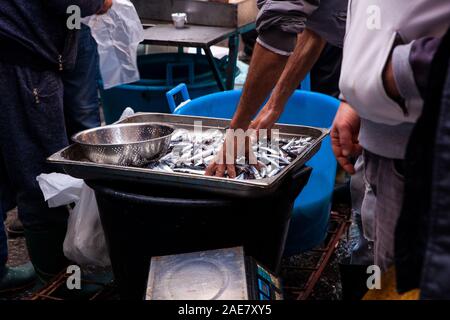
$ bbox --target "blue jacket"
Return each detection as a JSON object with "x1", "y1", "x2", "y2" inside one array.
[
  {"x1": 0, "y1": 0, "x2": 103, "y2": 71},
  {"x1": 396, "y1": 27, "x2": 450, "y2": 299}
]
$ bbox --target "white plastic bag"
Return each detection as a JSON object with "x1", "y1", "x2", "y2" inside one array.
[
  {"x1": 119, "y1": 107, "x2": 135, "y2": 121},
  {"x1": 37, "y1": 174, "x2": 111, "y2": 267},
  {"x1": 64, "y1": 184, "x2": 110, "y2": 267},
  {"x1": 83, "y1": 0, "x2": 144, "y2": 89},
  {"x1": 36, "y1": 173, "x2": 84, "y2": 208}
]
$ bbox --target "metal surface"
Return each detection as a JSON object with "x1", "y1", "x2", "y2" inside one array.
[
  {"x1": 48, "y1": 113, "x2": 328, "y2": 198},
  {"x1": 142, "y1": 23, "x2": 236, "y2": 47},
  {"x1": 132, "y1": 0, "x2": 258, "y2": 28},
  {"x1": 146, "y1": 247, "x2": 248, "y2": 300},
  {"x1": 72, "y1": 123, "x2": 175, "y2": 167}
]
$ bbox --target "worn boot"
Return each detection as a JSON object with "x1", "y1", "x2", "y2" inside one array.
[
  {"x1": 0, "y1": 262, "x2": 36, "y2": 294},
  {"x1": 24, "y1": 226, "x2": 70, "y2": 284},
  {"x1": 6, "y1": 216, "x2": 24, "y2": 238}
]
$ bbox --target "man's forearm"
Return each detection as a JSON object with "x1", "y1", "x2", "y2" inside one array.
[
  {"x1": 230, "y1": 43, "x2": 289, "y2": 129},
  {"x1": 230, "y1": 29, "x2": 325, "y2": 130},
  {"x1": 269, "y1": 29, "x2": 326, "y2": 109}
]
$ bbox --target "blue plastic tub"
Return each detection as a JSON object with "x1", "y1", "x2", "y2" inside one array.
[
  {"x1": 173, "y1": 89, "x2": 339, "y2": 254},
  {"x1": 100, "y1": 53, "x2": 238, "y2": 124}
]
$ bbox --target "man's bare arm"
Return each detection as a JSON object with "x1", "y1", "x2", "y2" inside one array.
[
  {"x1": 251, "y1": 29, "x2": 326, "y2": 130},
  {"x1": 229, "y1": 43, "x2": 289, "y2": 130},
  {"x1": 207, "y1": 28, "x2": 326, "y2": 177}
]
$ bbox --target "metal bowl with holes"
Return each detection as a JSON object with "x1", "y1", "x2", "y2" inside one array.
[{"x1": 72, "y1": 123, "x2": 175, "y2": 167}]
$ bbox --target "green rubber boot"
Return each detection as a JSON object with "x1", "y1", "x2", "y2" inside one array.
[
  {"x1": 24, "y1": 226, "x2": 70, "y2": 284},
  {"x1": 0, "y1": 262, "x2": 37, "y2": 294}
]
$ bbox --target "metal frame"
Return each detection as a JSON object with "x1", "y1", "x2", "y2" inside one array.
[
  {"x1": 141, "y1": 22, "x2": 255, "y2": 91},
  {"x1": 283, "y1": 212, "x2": 352, "y2": 300}
]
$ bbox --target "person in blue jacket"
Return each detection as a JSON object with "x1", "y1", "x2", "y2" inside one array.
[
  {"x1": 0, "y1": 0, "x2": 111, "y2": 292},
  {"x1": 63, "y1": 23, "x2": 101, "y2": 139}
]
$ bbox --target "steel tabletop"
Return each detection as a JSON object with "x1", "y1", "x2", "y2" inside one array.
[{"x1": 142, "y1": 23, "x2": 237, "y2": 47}]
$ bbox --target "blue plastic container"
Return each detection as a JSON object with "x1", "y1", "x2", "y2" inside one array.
[
  {"x1": 173, "y1": 89, "x2": 339, "y2": 255},
  {"x1": 100, "y1": 53, "x2": 237, "y2": 124}
]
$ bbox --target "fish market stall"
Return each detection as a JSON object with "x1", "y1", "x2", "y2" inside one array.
[{"x1": 48, "y1": 113, "x2": 328, "y2": 299}]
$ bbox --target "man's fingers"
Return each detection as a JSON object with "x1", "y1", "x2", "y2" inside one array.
[
  {"x1": 255, "y1": 161, "x2": 264, "y2": 171},
  {"x1": 215, "y1": 164, "x2": 226, "y2": 177},
  {"x1": 205, "y1": 161, "x2": 236, "y2": 178},
  {"x1": 336, "y1": 155, "x2": 356, "y2": 175},
  {"x1": 331, "y1": 126, "x2": 356, "y2": 175},
  {"x1": 227, "y1": 165, "x2": 237, "y2": 178},
  {"x1": 331, "y1": 142, "x2": 342, "y2": 162},
  {"x1": 337, "y1": 125, "x2": 354, "y2": 157},
  {"x1": 342, "y1": 163, "x2": 356, "y2": 175},
  {"x1": 205, "y1": 162, "x2": 217, "y2": 176},
  {"x1": 97, "y1": 0, "x2": 113, "y2": 14},
  {"x1": 331, "y1": 127, "x2": 342, "y2": 159}
]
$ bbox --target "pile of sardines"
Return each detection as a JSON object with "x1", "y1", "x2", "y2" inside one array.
[{"x1": 146, "y1": 129, "x2": 314, "y2": 180}]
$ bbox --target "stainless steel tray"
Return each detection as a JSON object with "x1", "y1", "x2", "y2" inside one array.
[{"x1": 48, "y1": 113, "x2": 328, "y2": 198}]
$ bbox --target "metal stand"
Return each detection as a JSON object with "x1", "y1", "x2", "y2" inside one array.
[
  {"x1": 141, "y1": 22, "x2": 254, "y2": 90},
  {"x1": 283, "y1": 212, "x2": 352, "y2": 300}
]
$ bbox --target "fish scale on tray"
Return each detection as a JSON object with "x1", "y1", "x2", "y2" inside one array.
[{"x1": 145, "y1": 129, "x2": 315, "y2": 180}]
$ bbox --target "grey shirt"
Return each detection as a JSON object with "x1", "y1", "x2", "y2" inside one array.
[
  {"x1": 339, "y1": 0, "x2": 449, "y2": 159},
  {"x1": 256, "y1": 0, "x2": 348, "y2": 55}
]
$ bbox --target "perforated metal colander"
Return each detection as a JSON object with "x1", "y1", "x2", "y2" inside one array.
[{"x1": 72, "y1": 123, "x2": 175, "y2": 167}]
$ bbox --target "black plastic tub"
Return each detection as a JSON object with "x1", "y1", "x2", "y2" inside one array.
[{"x1": 87, "y1": 166, "x2": 312, "y2": 300}]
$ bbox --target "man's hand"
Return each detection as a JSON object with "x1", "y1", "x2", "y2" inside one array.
[
  {"x1": 97, "y1": 0, "x2": 113, "y2": 15},
  {"x1": 205, "y1": 29, "x2": 325, "y2": 178},
  {"x1": 205, "y1": 137, "x2": 238, "y2": 178},
  {"x1": 205, "y1": 129, "x2": 259, "y2": 178},
  {"x1": 331, "y1": 102, "x2": 362, "y2": 174},
  {"x1": 249, "y1": 101, "x2": 283, "y2": 131},
  {"x1": 383, "y1": 54, "x2": 401, "y2": 101}
]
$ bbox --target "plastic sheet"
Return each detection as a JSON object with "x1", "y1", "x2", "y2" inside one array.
[
  {"x1": 37, "y1": 173, "x2": 110, "y2": 267},
  {"x1": 83, "y1": 0, "x2": 144, "y2": 89}
]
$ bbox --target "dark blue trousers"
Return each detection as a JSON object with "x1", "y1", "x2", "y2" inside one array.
[
  {"x1": 0, "y1": 211, "x2": 7, "y2": 276},
  {"x1": 0, "y1": 62, "x2": 69, "y2": 231},
  {"x1": 63, "y1": 24, "x2": 101, "y2": 138},
  {"x1": 0, "y1": 223, "x2": 6, "y2": 276},
  {"x1": 0, "y1": 159, "x2": 16, "y2": 276}
]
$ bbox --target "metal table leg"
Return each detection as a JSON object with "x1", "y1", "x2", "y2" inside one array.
[
  {"x1": 204, "y1": 46, "x2": 226, "y2": 91},
  {"x1": 226, "y1": 34, "x2": 239, "y2": 90}
]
